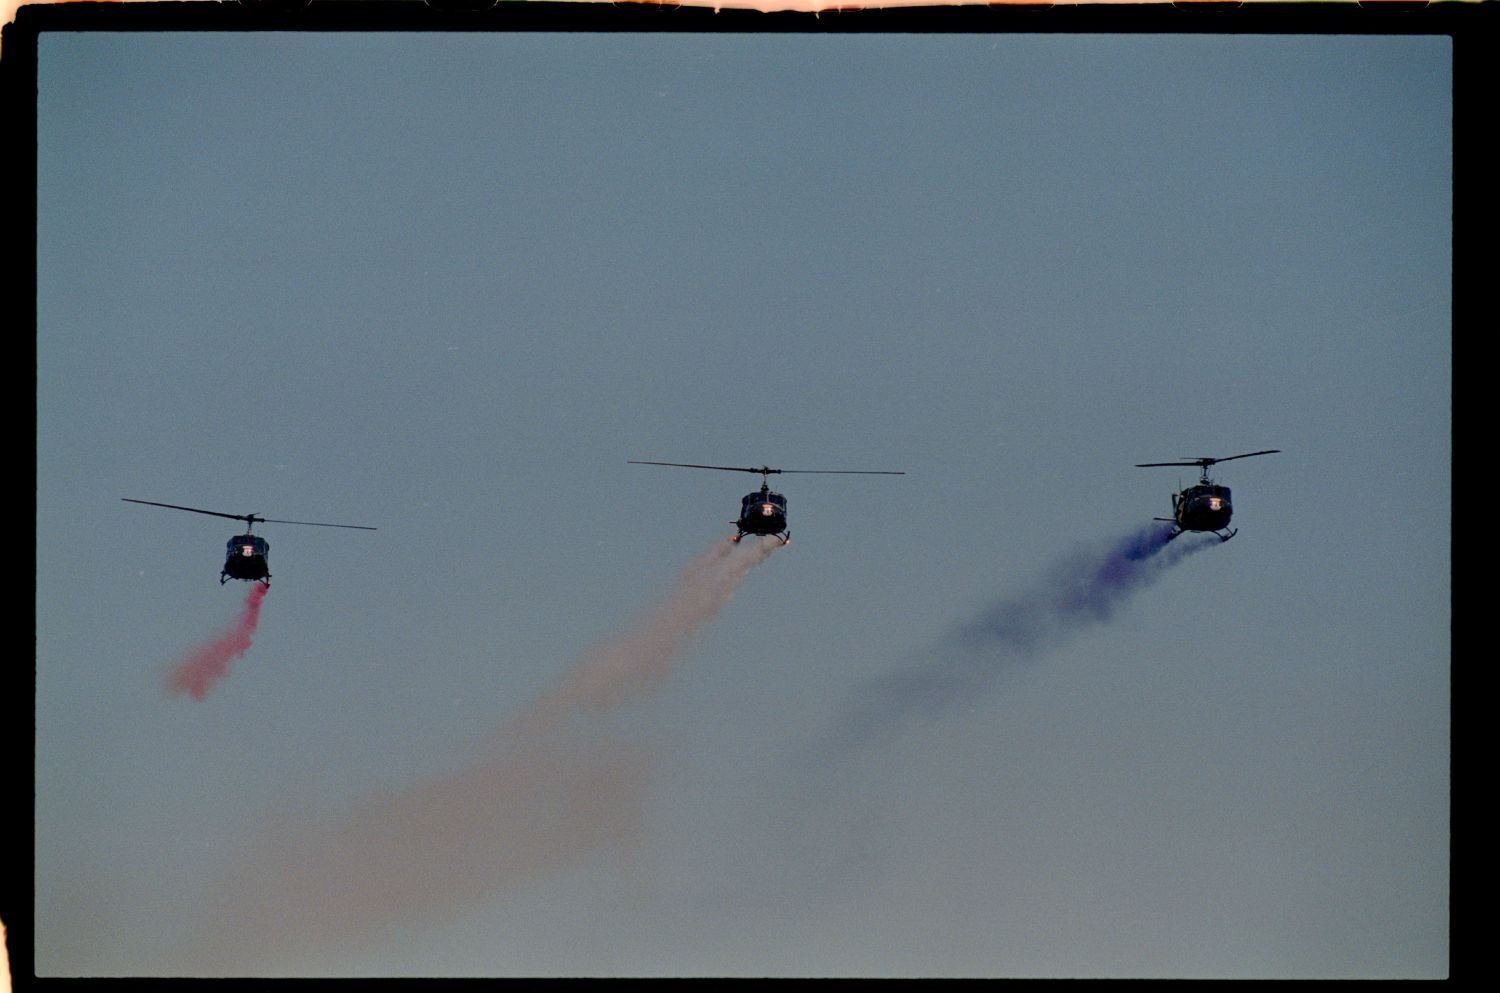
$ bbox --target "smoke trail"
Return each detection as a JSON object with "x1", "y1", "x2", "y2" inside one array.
[
  {"x1": 527, "y1": 535, "x2": 782, "y2": 725},
  {"x1": 951, "y1": 522, "x2": 1214, "y2": 654},
  {"x1": 180, "y1": 729, "x2": 653, "y2": 974},
  {"x1": 166, "y1": 584, "x2": 269, "y2": 701},
  {"x1": 833, "y1": 523, "x2": 1217, "y2": 749},
  {"x1": 175, "y1": 537, "x2": 778, "y2": 973}
]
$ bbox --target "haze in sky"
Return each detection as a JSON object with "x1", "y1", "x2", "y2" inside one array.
[{"x1": 32, "y1": 20, "x2": 1449, "y2": 978}]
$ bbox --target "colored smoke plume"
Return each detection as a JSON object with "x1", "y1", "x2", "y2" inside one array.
[
  {"x1": 834, "y1": 523, "x2": 1217, "y2": 747},
  {"x1": 952, "y1": 522, "x2": 1215, "y2": 653},
  {"x1": 166, "y1": 584, "x2": 269, "y2": 700},
  {"x1": 181, "y1": 729, "x2": 653, "y2": 973},
  {"x1": 526, "y1": 535, "x2": 783, "y2": 726},
  {"x1": 175, "y1": 537, "x2": 778, "y2": 973}
]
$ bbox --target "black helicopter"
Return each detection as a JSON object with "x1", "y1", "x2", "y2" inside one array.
[
  {"x1": 1134, "y1": 450, "x2": 1279, "y2": 543},
  {"x1": 628, "y1": 461, "x2": 905, "y2": 544},
  {"x1": 122, "y1": 499, "x2": 376, "y2": 586}
]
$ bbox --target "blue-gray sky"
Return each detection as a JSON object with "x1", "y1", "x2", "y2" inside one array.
[{"x1": 33, "y1": 24, "x2": 1449, "y2": 978}]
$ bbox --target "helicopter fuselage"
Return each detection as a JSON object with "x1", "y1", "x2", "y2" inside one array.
[
  {"x1": 736, "y1": 489, "x2": 789, "y2": 539},
  {"x1": 1172, "y1": 483, "x2": 1233, "y2": 533},
  {"x1": 221, "y1": 533, "x2": 271, "y2": 585}
]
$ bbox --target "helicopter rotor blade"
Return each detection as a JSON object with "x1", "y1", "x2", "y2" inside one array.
[
  {"x1": 1135, "y1": 449, "x2": 1279, "y2": 469},
  {"x1": 629, "y1": 461, "x2": 782, "y2": 475},
  {"x1": 1202, "y1": 449, "x2": 1280, "y2": 464},
  {"x1": 124, "y1": 499, "x2": 374, "y2": 530},
  {"x1": 776, "y1": 469, "x2": 906, "y2": 475},
  {"x1": 629, "y1": 461, "x2": 904, "y2": 476},
  {"x1": 122, "y1": 499, "x2": 260, "y2": 524},
  {"x1": 258, "y1": 518, "x2": 377, "y2": 530}
]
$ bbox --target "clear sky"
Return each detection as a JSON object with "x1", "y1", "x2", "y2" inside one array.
[{"x1": 31, "y1": 17, "x2": 1450, "y2": 979}]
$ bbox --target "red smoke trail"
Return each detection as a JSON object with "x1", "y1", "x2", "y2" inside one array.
[
  {"x1": 166, "y1": 584, "x2": 269, "y2": 700},
  {"x1": 177, "y1": 537, "x2": 778, "y2": 973}
]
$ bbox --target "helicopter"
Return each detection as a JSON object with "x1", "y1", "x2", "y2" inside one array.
[
  {"x1": 628, "y1": 461, "x2": 905, "y2": 544},
  {"x1": 1134, "y1": 449, "x2": 1280, "y2": 543},
  {"x1": 122, "y1": 499, "x2": 376, "y2": 586}
]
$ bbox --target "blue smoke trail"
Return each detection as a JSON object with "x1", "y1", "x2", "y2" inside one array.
[
  {"x1": 742, "y1": 524, "x2": 1222, "y2": 920},
  {"x1": 830, "y1": 523, "x2": 1218, "y2": 751},
  {"x1": 954, "y1": 521, "x2": 1213, "y2": 652}
]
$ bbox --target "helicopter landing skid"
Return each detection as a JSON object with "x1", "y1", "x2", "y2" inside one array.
[
  {"x1": 221, "y1": 574, "x2": 272, "y2": 587},
  {"x1": 732, "y1": 532, "x2": 790, "y2": 545}
]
